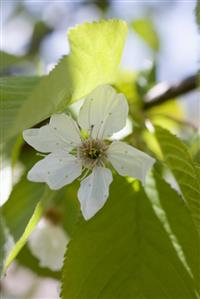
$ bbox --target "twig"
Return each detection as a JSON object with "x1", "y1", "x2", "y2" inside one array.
[{"x1": 143, "y1": 73, "x2": 199, "y2": 110}]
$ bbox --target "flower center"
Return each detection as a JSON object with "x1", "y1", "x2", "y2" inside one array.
[
  {"x1": 88, "y1": 148, "x2": 101, "y2": 160},
  {"x1": 78, "y1": 139, "x2": 108, "y2": 169}
]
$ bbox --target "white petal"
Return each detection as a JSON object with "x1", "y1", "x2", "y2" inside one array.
[
  {"x1": 78, "y1": 85, "x2": 128, "y2": 139},
  {"x1": 23, "y1": 125, "x2": 68, "y2": 153},
  {"x1": 78, "y1": 167, "x2": 113, "y2": 220},
  {"x1": 50, "y1": 113, "x2": 81, "y2": 147},
  {"x1": 27, "y1": 151, "x2": 82, "y2": 190},
  {"x1": 23, "y1": 113, "x2": 81, "y2": 153},
  {"x1": 28, "y1": 219, "x2": 69, "y2": 271},
  {"x1": 107, "y1": 141, "x2": 155, "y2": 184}
]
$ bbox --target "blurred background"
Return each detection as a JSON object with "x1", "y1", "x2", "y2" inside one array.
[{"x1": 1, "y1": 0, "x2": 199, "y2": 298}]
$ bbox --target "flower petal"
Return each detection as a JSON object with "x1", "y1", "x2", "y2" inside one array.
[
  {"x1": 78, "y1": 85, "x2": 128, "y2": 139},
  {"x1": 50, "y1": 113, "x2": 82, "y2": 146},
  {"x1": 28, "y1": 219, "x2": 69, "y2": 271},
  {"x1": 23, "y1": 113, "x2": 81, "y2": 153},
  {"x1": 23, "y1": 125, "x2": 67, "y2": 153},
  {"x1": 27, "y1": 151, "x2": 82, "y2": 190},
  {"x1": 78, "y1": 167, "x2": 113, "y2": 220},
  {"x1": 107, "y1": 141, "x2": 155, "y2": 184}
]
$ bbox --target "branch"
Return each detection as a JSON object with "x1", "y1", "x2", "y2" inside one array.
[{"x1": 143, "y1": 73, "x2": 199, "y2": 110}]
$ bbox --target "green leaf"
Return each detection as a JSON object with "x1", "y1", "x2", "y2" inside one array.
[
  {"x1": 0, "y1": 51, "x2": 28, "y2": 70},
  {"x1": 145, "y1": 171, "x2": 200, "y2": 288},
  {"x1": 155, "y1": 126, "x2": 200, "y2": 235},
  {"x1": 2, "y1": 176, "x2": 45, "y2": 241},
  {"x1": 16, "y1": 182, "x2": 80, "y2": 279},
  {"x1": 1, "y1": 135, "x2": 24, "y2": 177},
  {"x1": 0, "y1": 76, "x2": 41, "y2": 142},
  {"x1": 131, "y1": 18, "x2": 159, "y2": 51},
  {"x1": 61, "y1": 177, "x2": 198, "y2": 299},
  {"x1": 17, "y1": 245, "x2": 60, "y2": 279},
  {"x1": 52, "y1": 182, "x2": 81, "y2": 236},
  {"x1": 2, "y1": 187, "x2": 54, "y2": 274},
  {"x1": 67, "y1": 19, "x2": 127, "y2": 101},
  {"x1": 0, "y1": 212, "x2": 8, "y2": 274},
  {"x1": 114, "y1": 70, "x2": 139, "y2": 105},
  {"x1": 1, "y1": 173, "x2": 55, "y2": 274},
  {"x1": 27, "y1": 21, "x2": 53, "y2": 56},
  {"x1": 196, "y1": 0, "x2": 200, "y2": 29},
  {"x1": 189, "y1": 133, "x2": 200, "y2": 163},
  {"x1": 7, "y1": 19, "x2": 128, "y2": 140},
  {"x1": 146, "y1": 99, "x2": 184, "y2": 131}
]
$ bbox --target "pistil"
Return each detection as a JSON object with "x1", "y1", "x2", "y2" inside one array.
[{"x1": 78, "y1": 138, "x2": 108, "y2": 169}]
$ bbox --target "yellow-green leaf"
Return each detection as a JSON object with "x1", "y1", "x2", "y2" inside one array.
[
  {"x1": 7, "y1": 19, "x2": 128, "y2": 140},
  {"x1": 131, "y1": 18, "x2": 159, "y2": 51}
]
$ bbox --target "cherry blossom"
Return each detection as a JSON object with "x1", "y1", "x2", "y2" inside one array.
[{"x1": 23, "y1": 85, "x2": 155, "y2": 220}]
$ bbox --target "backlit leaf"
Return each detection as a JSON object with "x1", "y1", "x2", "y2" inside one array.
[
  {"x1": 131, "y1": 18, "x2": 159, "y2": 51},
  {"x1": 7, "y1": 19, "x2": 128, "y2": 140}
]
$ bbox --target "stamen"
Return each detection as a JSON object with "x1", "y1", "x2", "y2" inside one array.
[
  {"x1": 77, "y1": 138, "x2": 108, "y2": 169},
  {"x1": 96, "y1": 111, "x2": 112, "y2": 139},
  {"x1": 89, "y1": 124, "x2": 94, "y2": 136}
]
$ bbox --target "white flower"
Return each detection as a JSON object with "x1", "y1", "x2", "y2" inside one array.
[
  {"x1": 23, "y1": 85, "x2": 155, "y2": 220},
  {"x1": 28, "y1": 219, "x2": 69, "y2": 271}
]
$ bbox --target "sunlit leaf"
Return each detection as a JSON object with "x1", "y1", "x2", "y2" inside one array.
[
  {"x1": 6, "y1": 19, "x2": 128, "y2": 140},
  {"x1": 114, "y1": 70, "x2": 139, "y2": 106},
  {"x1": 146, "y1": 99, "x2": 184, "y2": 132},
  {"x1": 142, "y1": 129, "x2": 163, "y2": 159},
  {"x1": 131, "y1": 18, "x2": 159, "y2": 51}
]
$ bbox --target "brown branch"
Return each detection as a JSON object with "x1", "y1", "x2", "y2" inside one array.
[{"x1": 143, "y1": 73, "x2": 199, "y2": 110}]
